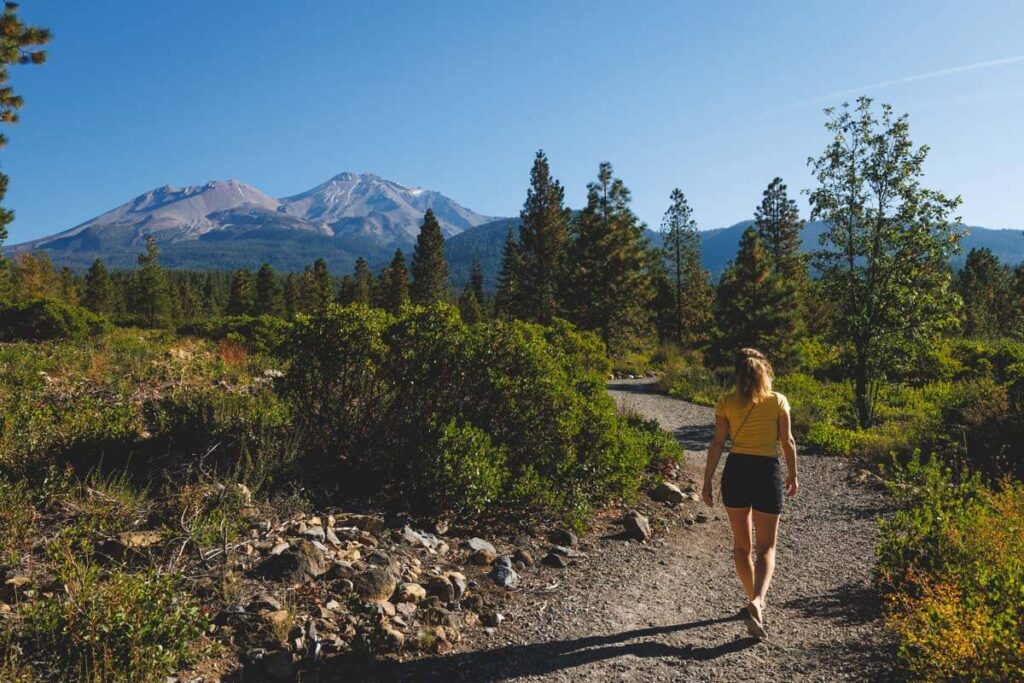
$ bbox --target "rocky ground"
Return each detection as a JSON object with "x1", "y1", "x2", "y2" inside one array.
[{"x1": 162, "y1": 379, "x2": 893, "y2": 681}]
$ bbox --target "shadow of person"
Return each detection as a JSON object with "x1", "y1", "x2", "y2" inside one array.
[{"x1": 319, "y1": 612, "x2": 759, "y2": 682}]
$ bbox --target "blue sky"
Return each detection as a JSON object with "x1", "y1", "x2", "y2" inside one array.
[{"x1": 5, "y1": 0, "x2": 1024, "y2": 243}]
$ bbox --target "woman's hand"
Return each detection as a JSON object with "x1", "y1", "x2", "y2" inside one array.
[
  {"x1": 702, "y1": 479, "x2": 715, "y2": 507},
  {"x1": 785, "y1": 474, "x2": 799, "y2": 497}
]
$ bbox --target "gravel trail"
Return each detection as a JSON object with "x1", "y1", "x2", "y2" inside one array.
[{"x1": 375, "y1": 379, "x2": 894, "y2": 682}]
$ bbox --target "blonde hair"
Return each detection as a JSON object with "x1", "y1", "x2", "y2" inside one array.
[{"x1": 735, "y1": 348, "x2": 774, "y2": 404}]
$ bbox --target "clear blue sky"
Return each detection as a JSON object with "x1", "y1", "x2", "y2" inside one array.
[{"x1": 5, "y1": 0, "x2": 1024, "y2": 243}]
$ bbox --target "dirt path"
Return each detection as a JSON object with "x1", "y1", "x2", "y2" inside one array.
[{"x1": 373, "y1": 379, "x2": 894, "y2": 682}]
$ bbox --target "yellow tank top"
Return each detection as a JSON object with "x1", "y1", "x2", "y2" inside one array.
[{"x1": 714, "y1": 391, "x2": 790, "y2": 457}]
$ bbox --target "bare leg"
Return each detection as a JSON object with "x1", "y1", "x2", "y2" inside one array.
[
  {"x1": 750, "y1": 509, "x2": 781, "y2": 614},
  {"x1": 724, "y1": 506, "x2": 754, "y2": 599}
]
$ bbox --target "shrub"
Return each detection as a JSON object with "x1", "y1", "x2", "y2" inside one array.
[
  {"x1": 657, "y1": 362, "x2": 721, "y2": 407},
  {"x1": 20, "y1": 544, "x2": 207, "y2": 682},
  {"x1": 0, "y1": 478, "x2": 37, "y2": 565},
  {"x1": 877, "y1": 455, "x2": 1024, "y2": 681},
  {"x1": 177, "y1": 315, "x2": 290, "y2": 356},
  {"x1": 0, "y1": 299, "x2": 110, "y2": 342}
]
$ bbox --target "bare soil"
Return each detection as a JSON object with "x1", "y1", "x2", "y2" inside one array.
[{"x1": 357, "y1": 379, "x2": 896, "y2": 682}]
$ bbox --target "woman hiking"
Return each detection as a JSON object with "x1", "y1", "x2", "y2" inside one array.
[{"x1": 702, "y1": 348, "x2": 799, "y2": 639}]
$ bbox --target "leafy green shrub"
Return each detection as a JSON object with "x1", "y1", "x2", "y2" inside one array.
[
  {"x1": 279, "y1": 304, "x2": 682, "y2": 521},
  {"x1": 178, "y1": 314, "x2": 291, "y2": 355},
  {"x1": 0, "y1": 299, "x2": 110, "y2": 342},
  {"x1": 0, "y1": 478, "x2": 37, "y2": 565},
  {"x1": 20, "y1": 549, "x2": 207, "y2": 682},
  {"x1": 657, "y1": 362, "x2": 721, "y2": 406},
  {"x1": 877, "y1": 455, "x2": 1024, "y2": 681}
]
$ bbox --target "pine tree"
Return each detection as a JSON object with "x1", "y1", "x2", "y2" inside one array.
[
  {"x1": 227, "y1": 268, "x2": 255, "y2": 316},
  {"x1": 410, "y1": 209, "x2": 448, "y2": 305},
  {"x1": 58, "y1": 266, "x2": 78, "y2": 306},
  {"x1": 494, "y1": 227, "x2": 524, "y2": 320},
  {"x1": 254, "y1": 263, "x2": 285, "y2": 317},
  {"x1": 659, "y1": 189, "x2": 712, "y2": 347},
  {"x1": 958, "y1": 247, "x2": 1015, "y2": 339},
  {"x1": 300, "y1": 258, "x2": 335, "y2": 311},
  {"x1": 380, "y1": 249, "x2": 410, "y2": 314},
  {"x1": 176, "y1": 279, "x2": 203, "y2": 321},
  {"x1": 0, "y1": 6, "x2": 49, "y2": 300},
  {"x1": 458, "y1": 258, "x2": 486, "y2": 323},
  {"x1": 352, "y1": 257, "x2": 374, "y2": 306},
  {"x1": 136, "y1": 236, "x2": 171, "y2": 327},
  {"x1": 518, "y1": 150, "x2": 570, "y2": 323},
  {"x1": 82, "y1": 258, "x2": 114, "y2": 313},
  {"x1": 284, "y1": 272, "x2": 301, "y2": 317},
  {"x1": 712, "y1": 227, "x2": 793, "y2": 363},
  {"x1": 754, "y1": 178, "x2": 805, "y2": 279},
  {"x1": 566, "y1": 162, "x2": 653, "y2": 354}
]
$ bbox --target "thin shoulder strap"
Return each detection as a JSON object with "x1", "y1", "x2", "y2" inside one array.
[{"x1": 731, "y1": 402, "x2": 756, "y2": 442}]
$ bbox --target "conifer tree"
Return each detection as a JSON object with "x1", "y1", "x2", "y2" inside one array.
[
  {"x1": 0, "y1": 6, "x2": 49, "y2": 300},
  {"x1": 310, "y1": 258, "x2": 335, "y2": 310},
  {"x1": 254, "y1": 262, "x2": 285, "y2": 317},
  {"x1": 227, "y1": 268, "x2": 255, "y2": 316},
  {"x1": 82, "y1": 258, "x2": 114, "y2": 313},
  {"x1": 958, "y1": 247, "x2": 1015, "y2": 339},
  {"x1": 659, "y1": 189, "x2": 712, "y2": 347},
  {"x1": 380, "y1": 249, "x2": 410, "y2": 314},
  {"x1": 136, "y1": 236, "x2": 172, "y2": 327},
  {"x1": 566, "y1": 162, "x2": 653, "y2": 354},
  {"x1": 458, "y1": 258, "x2": 486, "y2": 323},
  {"x1": 352, "y1": 256, "x2": 374, "y2": 306},
  {"x1": 494, "y1": 227, "x2": 524, "y2": 320},
  {"x1": 754, "y1": 178, "x2": 805, "y2": 279},
  {"x1": 58, "y1": 266, "x2": 78, "y2": 306},
  {"x1": 410, "y1": 208, "x2": 448, "y2": 305},
  {"x1": 712, "y1": 227, "x2": 793, "y2": 364},
  {"x1": 176, "y1": 279, "x2": 203, "y2": 321},
  {"x1": 283, "y1": 272, "x2": 301, "y2": 317},
  {"x1": 518, "y1": 150, "x2": 570, "y2": 323}
]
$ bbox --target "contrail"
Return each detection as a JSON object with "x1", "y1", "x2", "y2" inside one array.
[{"x1": 759, "y1": 54, "x2": 1024, "y2": 117}]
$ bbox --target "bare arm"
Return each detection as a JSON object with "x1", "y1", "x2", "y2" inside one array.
[
  {"x1": 702, "y1": 415, "x2": 730, "y2": 506},
  {"x1": 778, "y1": 410, "x2": 799, "y2": 496}
]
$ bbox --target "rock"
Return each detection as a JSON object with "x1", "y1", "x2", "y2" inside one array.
[
  {"x1": 326, "y1": 561, "x2": 356, "y2": 581},
  {"x1": 396, "y1": 601, "x2": 418, "y2": 617},
  {"x1": 324, "y1": 526, "x2": 341, "y2": 546},
  {"x1": 623, "y1": 511, "x2": 652, "y2": 542},
  {"x1": 401, "y1": 525, "x2": 444, "y2": 551},
  {"x1": 695, "y1": 512, "x2": 710, "y2": 524},
  {"x1": 365, "y1": 550, "x2": 400, "y2": 575},
  {"x1": 262, "y1": 609, "x2": 291, "y2": 630},
  {"x1": 296, "y1": 541, "x2": 329, "y2": 582},
  {"x1": 549, "y1": 529, "x2": 578, "y2": 547},
  {"x1": 263, "y1": 649, "x2": 294, "y2": 680},
  {"x1": 116, "y1": 530, "x2": 163, "y2": 549},
  {"x1": 422, "y1": 605, "x2": 461, "y2": 628},
  {"x1": 445, "y1": 572, "x2": 468, "y2": 599},
  {"x1": 651, "y1": 481, "x2": 686, "y2": 505},
  {"x1": 549, "y1": 545, "x2": 584, "y2": 558},
  {"x1": 514, "y1": 548, "x2": 534, "y2": 567},
  {"x1": 334, "y1": 514, "x2": 384, "y2": 534},
  {"x1": 395, "y1": 582, "x2": 427, "y2": 603},
  {"x1": 248, "y1": 594, "x2": 283, "y2": 613},
  {"x1": 426, "y1": 575, "x2": 455, "y2": 603},
  {"x1": 381, "y1": 622, "x2": 405, "y2": 650},
  {"x1": 353, "y1": 568, "x2": 398, "y2": 603},
  {"x1": 462, "y1": 537, "x2": 496, "y2": 555},
  {"x1": 542, "y1": 552, "x2": 568, "y2": 568},
  {"x1": 481, "y1": 611, "x2": 504, "y2": 627},
  {"x1": 470, "y1": 548, "x2": 496, "y2": 565},
  {"x1": 494, "y1": 554, "x2": 514, "y2": 569},
  {"x1": 269, "y1": 541, "x2": 290, "y2": 556},
  {"x1": 490, "y1": 565, "x2": 519, "y2": 588}
]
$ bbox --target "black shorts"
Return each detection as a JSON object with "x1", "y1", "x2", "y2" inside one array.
[{"x1": 721, "y1": 453, "x2": 784, "y2": 514}]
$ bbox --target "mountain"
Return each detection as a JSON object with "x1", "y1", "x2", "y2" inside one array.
[{"x1": 14, "y1": 173, "x2": 495, "y2": 272}]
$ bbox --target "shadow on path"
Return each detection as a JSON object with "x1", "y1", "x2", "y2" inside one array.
[{"x1": 324, "y1": 614, "x2": 757, "y2": 682}]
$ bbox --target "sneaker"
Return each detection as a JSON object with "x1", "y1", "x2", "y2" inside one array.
[{"x1": 744, "y1": 600, "x2": 768, "y2": 639}]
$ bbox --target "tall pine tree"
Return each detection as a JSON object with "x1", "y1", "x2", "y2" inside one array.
[
  {"x1": 284, "y1": 272, "x2": 301, "y2": 317},
  {"x1": 82, "y1": 258, "x2": 114, "y2": 313},
  {"x1": 567, "y1": 162, "x2": 653, "y2": 354},
  {"x1": 227, "y1": 268, "x2": 255, "y2": 316},
  {"x1": 494, "y1": 227, "x2": 524, "y2": 320},
  {"x1": 958, "y1": 247, "x2": 1015, "y2": 339},
  {"x1": 380, "y1": 249, "x2": 410, "y2": 314},
  {"x1": 712, "y1": 227, "x2": 793, "y2": 364},
  {"x1": 518, "y1": 150, "x2": 570, "y2": 323},
  {"x1": 352, "y1": 256, "x2": 374, "y2": 306},
  {"x1": 254, "y1": 263, "x2": 285, "y2": 317},
  {"x1": 458, "y1": 258, "x2": 486, "y2": 323},
  {"x1": 135, "y1": 236, "x2": 171, "y2": 327},
  {"x1": 659, "y1": 189, "x2": 712, "y2": 347},
  {"x1": 753, "y1": 177, "x2": 806, "y2": 340},
  {"x1": 410, "y1": 208, "x2": 448, "y2": 305}
]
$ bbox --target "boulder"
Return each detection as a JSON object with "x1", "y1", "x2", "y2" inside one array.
[
  {"x1": 513, "y1": 548, "x2": 535, "y2": 567},
  {"x1": 395, "y1": 582, "x2": 427, "y2": 603},
  {"x1": 462, "y1": 537, "x2": 496, "y2": 555},
  {"x1": 426, "y1": 575, "x2": 455, "y2": 603},
  {"x1": 256, "y1": 541, "x2": 327, "y2": 583},
  {"x1": 623, "y1": 511, "x2": 652, "y2": 542},
  {"x1": 353, "y1": 568, "x2": 398, "y2": 603},
  {"x1": 541, "y1": 552, "x2": 568, "y2": 568},
  {"x1": 651, "y1": 481, "x2": 686, "y2": 505},
  {"x1": 490, "y1": 565, "x2": 519, "y2": 588},
  {"x1": 444, "y1": 571, "x2": 468, "y2": 599},
  {"x1": 548, "y1": 529, "x2": 578, "y2": 547},
  {"x1": 470, "y1": 548, "x2": 497, "y2": 565}
]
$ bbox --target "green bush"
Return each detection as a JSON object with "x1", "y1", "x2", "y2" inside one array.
[
  {"x1": 178, "y1": 314, "x2": 291, "y2": 355},
  {"x1": 278, "y1": 304, "x2": 682, "y2": 521},
  {"x1": 657, "y1": 362, "x2": 721, "y2": 406},
  {"x1": 20, "y1": 546, "x2": 206, "y2": 682},
  {"x1": 0, "y1": 299, "x2": 110, "y2": 342},
  {"x1": 877, "y1": 455, "x2": 1024, "y2": 681}
]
